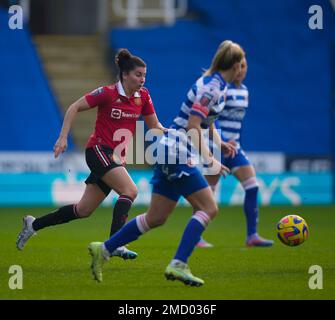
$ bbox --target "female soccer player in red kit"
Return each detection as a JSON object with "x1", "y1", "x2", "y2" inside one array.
[{"x1": 16, "y1": 49, "x2": 166, "y2": 259}]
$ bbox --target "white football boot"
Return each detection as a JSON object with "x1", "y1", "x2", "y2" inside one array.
[
  {"x1": 16, "y1": 215, "x2": 36, "y2": 250},
  {"x1": 111, "y1": 246, "x2": 138, "y2": 260}
]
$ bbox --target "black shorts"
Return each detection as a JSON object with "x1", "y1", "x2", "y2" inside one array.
[{"x1": 85, "y1": 145, "x2": 123, "y2": 196}]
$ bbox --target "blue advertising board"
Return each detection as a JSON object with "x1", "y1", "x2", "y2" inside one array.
[{"x1": 0, "y1": 171, "x2": 332, "y2": 207}]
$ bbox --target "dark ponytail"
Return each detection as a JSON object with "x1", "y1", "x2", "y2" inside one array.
[{"x1": 115, "y1": 49, "x2": 146, "y2": 81}]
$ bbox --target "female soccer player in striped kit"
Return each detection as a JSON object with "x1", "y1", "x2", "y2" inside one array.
[
  {"x1": 16, "y1": 49, "x2": 166, "y2": 259},
  {"x1": 204, "y1": 57, "x2": 273, "y2": 247},
  {"x1": 88, "y1": 40, "x2": 243, "y2": 286}
]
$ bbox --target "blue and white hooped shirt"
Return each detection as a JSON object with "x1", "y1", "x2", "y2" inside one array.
[
  {"x1": 215, "y1": 82, "x2": 248, "y2": 148},
  {"x1": 158, "y1": 72, "x2": 228, "y2": 164}
]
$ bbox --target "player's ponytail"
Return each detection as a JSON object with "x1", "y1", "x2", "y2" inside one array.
[
  {"x1": 115, "y1": 48, "x2": 146, "y2": 82},
  {"x1": 205, "y1": 40, "x2": 245, "y2": 75}
]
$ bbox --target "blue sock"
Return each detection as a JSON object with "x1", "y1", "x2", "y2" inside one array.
[
  {"x1": 104, "y1": 217, "x2": 142, "y2": 254},
  {"x1": 244, "y1": 187, "x2": 259, "y2": 237},
  {"x1": 174, "y1": 217, "x2": 205, "y2": 263}
]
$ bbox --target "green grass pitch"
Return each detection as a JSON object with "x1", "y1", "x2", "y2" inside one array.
[{"x1": 0, "y1": 205, "x2": 334, "y2": 300}]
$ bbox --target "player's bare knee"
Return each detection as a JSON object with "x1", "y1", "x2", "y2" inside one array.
[
  {"x1": 155, "y1": 216, "x2": 168, "y2": 227},
  {"x1": 206, "y1": 204, "x2": 218, "y2": 219},
  {"x1": 122, "y1": 187, "x2": 138, "y2": 200},
  {"x1": 130, "y1": 188, "x2": 138, "y2": 200},
  {"x1": 147, "y1": 215, "x2": 167, "y2": 228},
  {"x1": 75, "y1": 205, "x2": 94, "y2": 218}
]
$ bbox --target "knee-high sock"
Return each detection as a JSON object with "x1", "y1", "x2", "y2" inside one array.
[
  {"x1": 174, "y1": 211, "x2": 211, "y2": 263},
  {"x1": 110, "y1": 195, "x2": 133, "y2": 237},
  {"x1": 32, "y1": 204, "x2": 79, "y2": 231},
  {"x1": 104, "y1": 213, "x2": 150, "y2": 254},
  {"x1": 242, "y1": 177, "x2": 259, "y2": 237}
]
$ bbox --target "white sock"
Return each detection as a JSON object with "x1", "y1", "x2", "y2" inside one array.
[
  {"x1": 101, "y1": 243, "x2": 111, "y2": 260},
  {"x1": 170, "y1": 259, "x2": 185, "y2": 266}
]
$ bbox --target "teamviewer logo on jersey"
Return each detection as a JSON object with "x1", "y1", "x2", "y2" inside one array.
[{"x1": 111, "y1": 108, "x2": 122, "y2": 119}]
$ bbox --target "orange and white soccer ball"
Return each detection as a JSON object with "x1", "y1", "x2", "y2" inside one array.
[{"x1": 277, "y1": 215, "x2": 309, "y2": 246}]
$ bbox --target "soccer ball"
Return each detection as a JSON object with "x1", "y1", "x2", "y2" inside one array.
[{"x1": 277, "y1": 215, "x2": 309, "y2": 246}]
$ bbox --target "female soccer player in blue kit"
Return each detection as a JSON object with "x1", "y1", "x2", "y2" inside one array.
[
  {"x1": 88, "y1": 40, "x2": 244, "y2": 286},
  {"x1": 204, "y1": 57, "x2": 273, "y2": 247}
]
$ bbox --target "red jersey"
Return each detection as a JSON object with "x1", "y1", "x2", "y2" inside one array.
[{"x1": 85, "y1": 81, "x2": 156, "y2": 156}]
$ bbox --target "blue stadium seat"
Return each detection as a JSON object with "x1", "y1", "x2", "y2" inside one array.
[
  {"x1": 110, "y1": 0, "x2": 335, "y2": 155},
  {"x1": 0, "y1": 7, "x2": 73, "y2": 151}
]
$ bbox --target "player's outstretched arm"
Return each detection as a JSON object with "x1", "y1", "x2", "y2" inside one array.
[{"x1": 54, "y1": 96, "x2": 91, "y2": 158}]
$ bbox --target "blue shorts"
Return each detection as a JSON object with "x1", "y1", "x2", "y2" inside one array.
[
  {"x1": 222, "y1": 148, "x2": 251, "y2": 172},
  {"x1": 150, "y1": 164, "x2": 209, "y2": 202}
]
